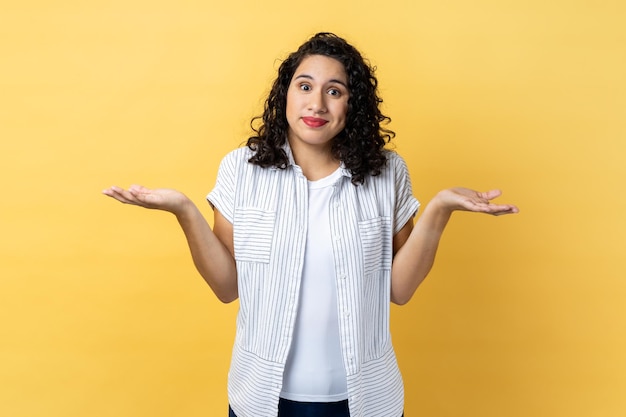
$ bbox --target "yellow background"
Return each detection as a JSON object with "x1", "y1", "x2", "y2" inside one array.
[{"x1": 1, "y1": 0, "x2": 625, "y2": 416}]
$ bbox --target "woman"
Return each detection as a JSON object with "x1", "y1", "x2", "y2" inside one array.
[{"x1": 103, "y1": 32, "x2": 518, "y2": 417}]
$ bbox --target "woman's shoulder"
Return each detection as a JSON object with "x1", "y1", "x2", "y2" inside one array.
[
  {"x1": 213, "y1": 147, "x2": 255, "y2": 180},
  {"x1": 383, "y1": 149, "x2": 409, "y2": 170},
  {"x1": 218, "y1": 146, "x2": 255, "y2": 168},
  {"x1": 365, "y1": 150, "x2": 411, "y2": 187}
]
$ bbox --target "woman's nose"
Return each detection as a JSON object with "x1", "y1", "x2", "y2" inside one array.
[{"x1": 308, "y1": 91, "x2": 327, "y2": 113}]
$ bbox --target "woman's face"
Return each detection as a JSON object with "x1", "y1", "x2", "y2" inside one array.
[{"x1": 285, "y1": 54, "x2": 349, "y2": 153}]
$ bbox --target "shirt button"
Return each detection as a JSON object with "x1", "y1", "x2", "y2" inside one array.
[
  {"x1": 344, "y1": 311, "x2": 350, "y2": 317},
  {"x1": 339, "y1": 275, "x2": 347, "y2": 280},
  {"x1": 334, "y1": 235, "x2": 341, "y2": 241}
]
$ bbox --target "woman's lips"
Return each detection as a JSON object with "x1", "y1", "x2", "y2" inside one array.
[{"x1": 302, "y1": 117, "x2": 328, "y2": 128}]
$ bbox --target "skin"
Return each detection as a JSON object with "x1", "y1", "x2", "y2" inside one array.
[
  {"x1": 285, "y1": 55, "x2": 349, "y2": 180},
  {"x1": 102, "y1": 53, "x2": 519, "y2": 305}
]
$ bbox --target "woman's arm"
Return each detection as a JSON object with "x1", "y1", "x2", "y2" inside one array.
[
  {"x1": 390, "y1": 188, "x2": 518, "y2": 305},
  {"x1": 102, "y1": 185, "x2": 238, "y2": 303}
]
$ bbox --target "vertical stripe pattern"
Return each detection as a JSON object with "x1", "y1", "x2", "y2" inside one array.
[{"x1": 207, "y1": 144, "x2": 420, "y2": 417}]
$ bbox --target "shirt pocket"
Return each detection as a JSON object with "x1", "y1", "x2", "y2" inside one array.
[
  {"x1": 358, "y1": 216, "x2": 392, "y2": 274},
  {"x1": 233, "y1": 207, "x2": 276, "y2": 264}
]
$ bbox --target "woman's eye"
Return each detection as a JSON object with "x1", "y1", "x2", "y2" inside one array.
[
  {"x1": 328, "y1": 88, "x2": 341, "y2": 96},
  {"x1": 299, "y1": 84, "x2": 311, "y2": 91}
]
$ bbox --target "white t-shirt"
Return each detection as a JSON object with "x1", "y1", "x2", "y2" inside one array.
[{"x1": 280, "y1": 167, "x2": 348, "y2": 402}]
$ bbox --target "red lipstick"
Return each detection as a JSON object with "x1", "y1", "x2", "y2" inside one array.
[{"x1": 302, "y1": 117, "x2": 328, "y2": 128}]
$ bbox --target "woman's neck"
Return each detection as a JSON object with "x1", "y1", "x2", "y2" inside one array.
[{"x1": 288, "y1": 138, "x2": 340, "y2": 181}]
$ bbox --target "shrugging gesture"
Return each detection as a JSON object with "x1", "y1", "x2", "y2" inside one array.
[{"x1": 102, "y1": 32, "x2": 520, "y2": 417}]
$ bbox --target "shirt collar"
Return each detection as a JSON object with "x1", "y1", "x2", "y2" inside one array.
[{"x1": 280, "y1": 141, "x2": 352, "y2": 179}]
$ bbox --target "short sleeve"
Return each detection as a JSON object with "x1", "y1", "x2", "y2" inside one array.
[
  {"x1": 390, "y1": 153, "x2": 420, "y2": 235},
  {"x1": 207, "y1": 149, "x2": 240, "y2": 224}
]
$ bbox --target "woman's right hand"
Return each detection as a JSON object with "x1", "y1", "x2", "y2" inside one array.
[{"x1": 102, "y1": 185, "x2": 191, "y2": 215}]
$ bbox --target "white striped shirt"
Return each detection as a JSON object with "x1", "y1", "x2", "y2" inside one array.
[{"x1": 207, "y1": 143, "x2": 420, "y2": 417}]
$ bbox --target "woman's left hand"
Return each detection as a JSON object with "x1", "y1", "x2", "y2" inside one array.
[{"x1": 433, "y1": 188, "x2": 519, "y2": 216}]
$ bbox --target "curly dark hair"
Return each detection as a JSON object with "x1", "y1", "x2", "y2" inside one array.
[{"x1": 246, "y1": 32, "x2": 395, "y2": 185}]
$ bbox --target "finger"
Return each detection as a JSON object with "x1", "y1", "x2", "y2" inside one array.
[
  {"x1": 111, "y1": 191, "x2": 137, "y2": 205},
  {"x1": 129, "y1": 184, "x2": 149, "y2": 193},
  {"x1": 104, "y1": 186, "x2": 144, "y2": 206},
  {"x1": 487, "y1": 204, "x2": 519, "y2": 215},
  {"x1": 128, "y1": 185, "x2": 149, "y2": 198},
  {"x1": 479, "y1": 189, "x2": 502, "y2": 201},
  {"x1": 492, "y1": 209, "x2": 517, "y2": 216},
  {"x1": 127, "y1": 185, "x2": 154, "y2": 203},
  {"x1": 102, "y1": 186, "x2": 127, "y2": 201},
  {"x1": 460, "y1": 200, "x2": 494, "y2": 213},
  {"x1": 127, "y1": 186, "x2": 169, "y2": 209}
]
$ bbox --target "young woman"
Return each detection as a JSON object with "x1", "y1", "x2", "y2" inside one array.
[{"x1": 103, "y1": 32, "x2": 518, "y2": 417}]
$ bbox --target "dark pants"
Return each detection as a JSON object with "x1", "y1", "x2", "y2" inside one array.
[{"x1": 229, "y1": 398, "x2": 403, "y2": 416}]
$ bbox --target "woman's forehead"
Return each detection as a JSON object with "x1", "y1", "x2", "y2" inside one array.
[{"x1": 292, "y1": 55, "x2": 347, "y2": 83}]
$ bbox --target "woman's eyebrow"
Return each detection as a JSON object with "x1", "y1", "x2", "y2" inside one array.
[{"x1": 294, "y1": 74, "x2": 348, "y2": 88}]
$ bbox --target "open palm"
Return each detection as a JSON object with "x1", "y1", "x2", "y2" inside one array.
[{"x1": 102, "y1": 185, "x2": 190, "y2": 215}]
